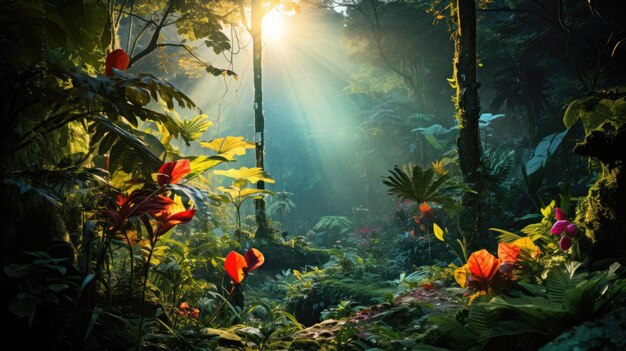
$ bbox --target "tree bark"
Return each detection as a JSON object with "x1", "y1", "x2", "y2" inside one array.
[
  {"x1": 251, "y1": 0, "x2": 272, "y2": 240},
  {"x1": 454, "y1": 0, "x2": 483, "y2": 248}
]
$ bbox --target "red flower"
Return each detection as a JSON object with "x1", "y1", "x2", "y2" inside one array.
[
  {"x1": 243, "y1": 248, "x2": 265, "y2": 274},
  {"x1": 224, "y1": 251, "x2": 247, "y2": 284},
  {"x1": 157, "y1": 160, "x2": 191, "y2": 186},
  {"x1": 105, "y1": 49, "x2": 129, "y2": 76},
  {"x1": 224, "y1": 248, "x2": 265, "y2": 284}
]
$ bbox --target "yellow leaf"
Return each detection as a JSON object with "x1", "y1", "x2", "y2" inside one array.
[
  {"x1": 513, "y1": 237, "x2": 541, "y2": 260},
  {"x1": 468, "y1": 290, "x2": 486, "y2": 303},
  {"x1": 210, "y1": 258, "x2": 218, "y2": 267},
  {"x1": 541, "y1": 200, "x2": 556, "y2": 218},
  {"x1": 293, "y1": 269, "x2": 302, "y2": 280},
  {"x1": 214, "y1": 167, "x2": 275, "y2": 184},
  {"x1": 200, "y1": 136, "x2": 254, "y2": 160},
  {"x1": 454, "y1": 264, "x2": 469, "y2": 288},
  {"x1": 433, "y1": 223, "x2": 446, "y2": 241},
  {"x1": 436, "y1": 14, "x2": 445, "y2": 20},
  {"x1": 188, "y1": 155, "x2": 227, "y2": 177}
]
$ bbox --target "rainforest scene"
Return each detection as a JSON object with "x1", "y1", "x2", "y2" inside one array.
[{"x1": 1, "y1": 0, "x2": 626, "y2": 350}]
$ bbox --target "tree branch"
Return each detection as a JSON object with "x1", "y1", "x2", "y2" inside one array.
[{"x1": 128, "y1": 0, "x2": 175, "y2": 67}]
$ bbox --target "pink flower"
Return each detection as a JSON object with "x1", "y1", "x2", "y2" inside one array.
[
  {"x1": 552, "y1": 207, "x2": 577, "y2": 251},
  {"x1": 565, "y1": 223, "x2": 577, "y2": 237},
  {"x1": 559, "y1": 236, "x2": 573, "y2": 250},
  {"x1": 551, "y1": 220, "x2": 570, "y2": 235}
]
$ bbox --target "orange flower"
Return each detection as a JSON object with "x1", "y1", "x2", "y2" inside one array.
[
  {"x1": 105, "y1": 49, "x2": 129, "y2": 76},
  {"x1": 179, "y1": 302, "x2": 189, "y2": 310},
  {"x1": 419, "y1": 202, "x2": 432, "y2": 217}
]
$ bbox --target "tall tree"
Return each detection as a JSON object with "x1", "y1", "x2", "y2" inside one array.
[
  {"x1": 251, "y1": 0, "x2": 272, "y2": 239},
  {"x1": 453, "y1": 0, "x2": 483, "y2": 247}
]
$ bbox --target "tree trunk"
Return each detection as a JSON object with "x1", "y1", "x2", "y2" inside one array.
[
  {"x1": 251, "y1": 0, "x2": 272, "y2": 240},
  {"x1": 454, "y1": 0, "x2": 483, "y2": 248}
]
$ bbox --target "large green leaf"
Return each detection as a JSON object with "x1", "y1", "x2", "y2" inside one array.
[
  {"x1": 525, "y1": 130, "x2": 568, "y2": 175},
  {"x1": 546, "y1": 262, "x2": 583, "y2": 304}
]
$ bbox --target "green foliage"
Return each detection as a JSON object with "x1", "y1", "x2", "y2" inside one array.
[
  {"x1": 320, "y1": 300, "x2": 365, "y2": 320},
  {"x1": 267, "y1": 191, "x2": 296, "y2": 218},
  {"x1": 382, "y1": 163, "x2": 463, "y2": 211},
  {"x1": 313, "y1": 216, "x2": 354, "y2": 235},
  {"x1": 563, "y1": 87, "x2": 626, "y2": 133},
  {"x1": 428, "y1": 262, "x2": 626, "y2": 350}
]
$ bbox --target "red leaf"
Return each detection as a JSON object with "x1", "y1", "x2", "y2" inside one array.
[
  {"x1": 224, "y1": 251, "x2": 247, "y2": 284},
  {"x1": 243, "y1": 248, "x2": 265, "y2": 273},
  {"x1": 154, "y1": 209, "x2": 196, "y2": 236},
  {"x1": 166, "y1": 209, "x2": 196, "y2": 224},
  {"x1": 467, "y1": 249, "x2": 500, "y2": 282},
  {"x1": 498, "y1": 242, "x2": 521, "y2": 264},
  {"x1": 105, "y1": 49, "x2": 129, "y2": 76},
  {"x1": 157, "y1": 159, "x2": 191, "y2": 186}
]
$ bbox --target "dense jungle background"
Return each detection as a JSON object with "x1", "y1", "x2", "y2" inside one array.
[{"x1": 1, "y1": 0, "x2": 626, "y2": 350}]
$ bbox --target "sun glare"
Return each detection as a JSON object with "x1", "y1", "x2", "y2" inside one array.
[{"x1": 263, "y1": 10, "x2": 285, "y2": 41}]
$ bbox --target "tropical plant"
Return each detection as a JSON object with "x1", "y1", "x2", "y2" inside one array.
[
  {"x1": 382, "y1": 163, "x2": 463, "y2": 212},
  {"x1": 430, "y1": 262, "x2": 626, "y2": 350},
  {"x1": 215, "y1": 167, "x2": 275, "y2": 243},
  {"x1": 312, "y1": 216, "x2": 354, "y2": 235},
  {"x1": 267, "y1": 191, "x2": 296, "y2": 218}
]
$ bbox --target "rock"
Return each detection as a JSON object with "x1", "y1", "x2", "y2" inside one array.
[
  {"x1": 200, "y1": 327, "x2": 244, "y2": 348},
  {"x1": 540, "y1": 308, "x2": 626, "y2": 351}
]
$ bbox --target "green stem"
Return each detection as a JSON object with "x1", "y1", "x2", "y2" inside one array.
[
  {"x1": 138, "y1": 239, "x2": 156, "y2": 347},
  {"x1": 204, "y1": 285, "x2": 238, "y2": 326}
]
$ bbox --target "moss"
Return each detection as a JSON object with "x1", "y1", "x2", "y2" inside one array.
[
  {"x1": 252, "y1": 241, "x2": 330, "y2": 274},
  {"x1": 574, "y1": 124, "x2": 626, "y2": 265},
  {"x1": 199, "y1": 328, "x2": 244, "y2": 348},
  {"x1": 289, "y1": 338, "x2": 325, "y2": 351}
]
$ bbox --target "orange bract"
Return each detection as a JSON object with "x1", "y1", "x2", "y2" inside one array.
[
  {"x1": 498, "y1": 242, "x2": 521, "y2": 264},
  {"x1": 419, "y1": 202, "x2": 432, "y2": 216},
  {"x1": 224, "y1": 251, "x2": 246, "y2": 284},
  {"x1": 467, "y1": 249, "x2": 500, "y2": 282}
]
